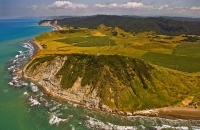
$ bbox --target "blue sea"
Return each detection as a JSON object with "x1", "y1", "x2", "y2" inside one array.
[{"x1": 0, "y1": 19, "x2": 200, "y2": 130}]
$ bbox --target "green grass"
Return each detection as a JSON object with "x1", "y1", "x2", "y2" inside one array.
[
  {"x1": 27, "y1": 55, "x2": 56, "y2": 71},
  {"x1": 142, "y1": 52, "x2": 200, "y2": 73},
  {"x1": 172, "y1": 42, "x2": 200, "y2": 57},
  {"x1": 56, "y1": 54, "x2": 153, "y2": 89},
  {"x1": 55, "y1": 36, "x2": 117, "y2": 47}
]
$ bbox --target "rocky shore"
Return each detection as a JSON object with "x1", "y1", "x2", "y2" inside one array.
[{"x1": 21, "y1": 40, "x2": 200, "y2": 120}]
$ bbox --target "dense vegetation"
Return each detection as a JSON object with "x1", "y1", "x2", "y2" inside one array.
[
  {"x1": 56, "y1": 54, "x2": 153, "y2": 90},
  {"x1": 39, "y1": 15, "x2": 200, "y2": 36},
  {"x1": 26, "y1": 55, "x2": 56, "y2": 70},
  {"x1": 29, "y1": 54, "x2": 200, "y2": 110}
]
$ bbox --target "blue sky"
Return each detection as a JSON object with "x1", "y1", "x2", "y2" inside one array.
[{"x1": 0, "y1": 0, "x2": 200, "y2": 18}]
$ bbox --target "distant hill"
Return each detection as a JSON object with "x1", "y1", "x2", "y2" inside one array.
[{"x1": 39, "y1": 15, "x2": 200, "y2": 35}]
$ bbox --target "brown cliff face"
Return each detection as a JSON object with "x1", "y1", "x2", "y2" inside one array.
[
  {"x1": 38, "y1": 20, "x2": 56, "y2": 26},
  {"x1": 25, "y1": 56, "x2": 102, "y2": 111}
]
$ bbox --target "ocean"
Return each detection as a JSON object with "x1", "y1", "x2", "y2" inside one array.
[{"x1": 0, "y1": 18, "x2": 200, "y2": 130}]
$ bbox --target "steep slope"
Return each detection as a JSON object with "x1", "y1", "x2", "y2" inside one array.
[{"x1": 25, "y1": 54, "x2": 200, "y2": 113}]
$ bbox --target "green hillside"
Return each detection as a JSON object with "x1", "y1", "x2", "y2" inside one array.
[{"x1": 27, "y1": 17, "x2": 200, "y2": 111}]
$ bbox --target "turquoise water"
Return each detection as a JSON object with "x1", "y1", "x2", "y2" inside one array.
[{"x1": 0, "y1": 19, "x2": 200, "y2": 130}]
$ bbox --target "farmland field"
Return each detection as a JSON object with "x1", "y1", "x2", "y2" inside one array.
[
  {"x1": 35, "y1": 26, "x2": 200, "y2": 73},
  {"x1": 142, "y1": 52, "x2": 200, "y2": 73},
  {"x1": 55, "y1": 36, "x2": 116, "y2": 47}
]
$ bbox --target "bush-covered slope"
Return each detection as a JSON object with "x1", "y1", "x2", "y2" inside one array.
[
  {"x1": 27, "y1": 54, "x2": 200, "y2": 111},
  {"x1": 39, "y1": 15, "x2": 200, "y2": 35}
]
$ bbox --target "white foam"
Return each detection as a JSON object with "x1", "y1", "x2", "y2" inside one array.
[
  {"x1": 12, "y1": 76, "x2": 18, "y2": 80},
  {"x1": 49, "y1": 106, "x2": 58, "y2": 112},
  {"x1": 12, "y1": 59, "x2": 17, "y2": 64},
  {"x1": 31, "y1": 86, "x2": 39, "y2": 92},
  {"x1": 8, "y1": 65, "x2": 15, "y2": 70},
  {"x1": 15, "y1": 55, "x2": 19, "y2": 58},
  {"x1": 154, "y1": 125, "x2": 200, "y2": 130},
  {"x1": 18, "y1": 51, "x2": 22, "y2": 54},
  {"x1": 29, "y1": 96, "x2": 41, "y2": 106},
  {"x1": 191, "y1": 126, "x2": 200, "y2": 130},
  {"x1": 49, "y1": 115, "x2": 68, "y2": 126},
  {"x1": 23, "y1": 92, "x2": 28, "y2": 95},
  {"x1": 8, "y1": 82, "x2": 14, "y2": 86},
  {"x1": 85, "y1": 116, "x2": 136, "y2": 130}
]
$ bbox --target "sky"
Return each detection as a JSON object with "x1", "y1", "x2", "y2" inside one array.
[{"x1": 0, "y1": 0, "x2": 200, "y2": 18}]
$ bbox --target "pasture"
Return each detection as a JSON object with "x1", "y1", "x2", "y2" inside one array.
[
  {"x1": 55, "y1": 36, "x2": 116, "y2": 47},
  {"x1": 35, "y1": 26, "x2": 200, "y2": 73}
]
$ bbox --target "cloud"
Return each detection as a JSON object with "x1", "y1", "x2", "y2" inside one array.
[
  {"x1": 94, "y1": 2, "x2": 173, "y2": 10},
  {"x1": 27, "y1": 1, "x2": 200, "y2": 17},
  {"x1": 28, "y1": 5, "x2": 45, "y2": 10},
  {"x1": 94, "y1": 2, "x2": 145, "y2": 9},
  {"x1": 158, "y1": 5, "x2": 169, "y2": 10},
  {"x1": 28, "y1": 1, "x2": 88, "y2": 10},
  {"x1": 190, "y1": 6, "x2": 200, "y2": 11},
  {"x1": 120, "y1": 2, "x2": 144, "y2": 9},
  {"x1": 94, "y1": 4, "x2": 108, "y2": 8},
  {"x1": 48, "y1": 1, "x2": 87, "y2": 9}
]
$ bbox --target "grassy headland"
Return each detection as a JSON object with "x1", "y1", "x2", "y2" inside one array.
[{"x1": 26, "y1": 22, "x2": 200, "y2": 112}]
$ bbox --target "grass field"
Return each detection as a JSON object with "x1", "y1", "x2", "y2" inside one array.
[
  {"x1": 142, "y1": 52, "x2": 200, "y2": 73},
  {"x1": 35, "y1": 26, "x2": 200, "y2": 73},
  {"x1": 173, "y1": 42, "x2": 200, "y2": 57},
  {"x1": 55, "y1": 36, "x2": 116, "y2": 47}
]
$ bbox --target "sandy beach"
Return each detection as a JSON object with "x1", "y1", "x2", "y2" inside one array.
[
  {"x1": 23, "y1": 39, "x2": 200, "y2": 120},
  {"x1": 29, "y1": 40, "x2": 43, "y2": 54},
  {"x1": 157, "y1": 107, "x2": 200, "y2": 120}
]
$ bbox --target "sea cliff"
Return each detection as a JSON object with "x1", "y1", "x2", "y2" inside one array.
[{"x1": 22, "y1": 40, "x2": 200, "y2": 119}]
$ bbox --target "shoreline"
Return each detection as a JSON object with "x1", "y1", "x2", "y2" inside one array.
[{"x1": 22, "y1": 39, "x2": 200, "y2": 120}]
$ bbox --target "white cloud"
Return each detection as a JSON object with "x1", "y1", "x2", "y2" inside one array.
[
  {"x1": 28, "y1": 1, "x2": 88, "y2": 10},
  {"x1": 94, "y1": 4, "x2": 107, "y2": 8},
  {"x1": 190, "y1": 6, "x2": 200, "y2": 11},
  {"x1": 158, "y1": 5, "x2": 169, "y2": 10},
  {"x1": 28, "y1": 5, "x2": 45, "y2": 10},
  {"x1": 120, "y1": 2, "x2": 145, "y2": 9},
  {"x1": 48, "y1": 1, "x2": 88, "y2": 9},
  {"x1": 27, "y1": 1, "x2": 200, "y2": 17},
  {"x1": 95, "y1": 2, "x2": 145, "y2": 9},
  {"x1": 109, "y1": 3, "x2": 118, "y2": 8}
]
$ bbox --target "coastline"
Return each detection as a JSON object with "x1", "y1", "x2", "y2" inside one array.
[{"x1": 22, "y1": 40, "x2": 200, "y2": 120}]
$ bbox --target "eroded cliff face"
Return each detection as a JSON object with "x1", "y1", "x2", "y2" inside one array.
[
  {"x1": 38, "y1": 20, "x2": 57, "y2": 26},
  {"x1": 24, "y1": 55, "x2": 154, "y2": 114},
  {"x1": 25, "y1": 56, "x2": 101, "y2": 110}
]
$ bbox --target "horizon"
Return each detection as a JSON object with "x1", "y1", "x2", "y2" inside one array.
[
  {"x1": 1, "y1": 14, "x2": 200, "y2": 20},
  {"x1": 0, "y1": 0, "x2": 200, "y2": 19}
]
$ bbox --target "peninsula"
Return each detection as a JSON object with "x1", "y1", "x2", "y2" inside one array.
[{"x1": 23, "y1": 15, "x2": 200, "y2": 119}]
